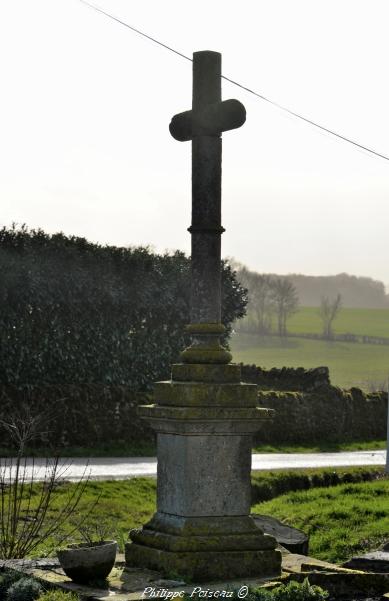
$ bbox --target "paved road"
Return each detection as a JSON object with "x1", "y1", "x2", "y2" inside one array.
[{"x1": 1, "y1": 450, "x2": 386, "y2": 481}]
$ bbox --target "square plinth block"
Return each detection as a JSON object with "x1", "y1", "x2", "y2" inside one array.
[{"x1": 157, "y1": 433, "x2": 252, "y2": 516}]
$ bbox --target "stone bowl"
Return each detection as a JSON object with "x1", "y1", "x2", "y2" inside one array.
[{"x1": 57, "y1": 540, "x2": 117, "y2": 583}]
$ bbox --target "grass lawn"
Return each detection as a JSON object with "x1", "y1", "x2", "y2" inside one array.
[
  {"x1": 287, "y1": 306, "x2": 389, "y2": 338},
  {"x1": 254, "y1": 477, "x2": 389, "y2": 563},
  {"x1": 5, "y1": 467, "x2": 385, "y2": 566},
  {"x1": 25, "y1": 478, "x2": 157, "y2": 558},
  {"x1": 231, "y1": 332, "x2": 389, "y2": 389}
]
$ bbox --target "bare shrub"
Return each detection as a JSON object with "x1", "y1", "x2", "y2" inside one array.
[{"x1": 0, "y1": 407, "x2": 95, "y2": 559}]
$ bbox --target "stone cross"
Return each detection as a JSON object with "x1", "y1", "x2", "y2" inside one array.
[
  {"x1": 170, "y1": 51, "x2": 246, "y2": 363},
  {"x1": 125, "y1": 51, "x2": 281, "y2": 582}
]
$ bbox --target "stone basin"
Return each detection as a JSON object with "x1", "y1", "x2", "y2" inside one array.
[{"x1": 57, "y1": 540, "x2": 117, "y2": 584}]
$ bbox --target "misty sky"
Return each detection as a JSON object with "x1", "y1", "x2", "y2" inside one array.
[{"x1": 1, "y1": 0, "x2": 389, "y2": 285}]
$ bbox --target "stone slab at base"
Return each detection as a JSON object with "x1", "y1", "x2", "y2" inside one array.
[
  {"x1": 343, "y1": 551, "x2": 389, "y2": 573},
  {"x1": 126, "y1": 543, "x2": 282, "y2": 582},
  {"x1": 3, "y1": 551, "x2": 389, "y2": 601}
]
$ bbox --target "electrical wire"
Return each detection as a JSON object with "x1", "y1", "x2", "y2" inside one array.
[
  {"x1": 79, "y1": 0, "x2": 192, "y2": 63},
  {"x1": 79, "y1": 0, "x2": 389, "y2": 163}
]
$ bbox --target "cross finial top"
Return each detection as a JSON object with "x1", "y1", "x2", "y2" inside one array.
[{"x1": 170, "y1": 51, "x2": 246, "y2": 142}]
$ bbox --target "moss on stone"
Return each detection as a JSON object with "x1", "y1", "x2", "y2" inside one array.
[
  {"x1": 153, "y1": 381, "x2": 258, "y2": 407},
  {"x1": 125, "y1": 543, "x2": 282, "y2": 582},
  {"x1": 130, "y1": 527, "x2": 276, "y2": 552},
  {"x1": 180, "y1": 347, "x2": 232, "y2": 364},
  {"x1": 171, "y1": 363, "x2": 241, "y2": 383},
  {"x1": 185, "y1": 323, "x2": 226, "y2": 334},
  {"x1": 138, "y1": 404, "x2": 273, "y2": 421}
]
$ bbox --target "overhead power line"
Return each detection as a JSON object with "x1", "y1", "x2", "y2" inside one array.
[{"x1": 79, "y1": 0, "x2": 389, "y2": 163}]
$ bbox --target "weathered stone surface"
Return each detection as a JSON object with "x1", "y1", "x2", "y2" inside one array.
[
  {"x1": 139, "y1": 405, "x2": 269, "y2": 421},
  {"x1": 281, "y1": 553, "x2": 389, "y2": 598},
  {"x1": 286, "y1": 570, "x2": 389, "y2": 598},
  {"x1": 7, "y1": 551, "x2": 389, "y2": 600},
  {"x1": 128, "y1": 514, "x2": 277, "y2": 554},
  {"x1": 252, "y1": 514, "x2": 309, "y2": 555},
  {"x1": 125, "y1": 543, "x2": 282, "y2": 582},
  {"x1": 154, "y1": 381, "x2": 258, "y2": 407},
  {"x1": 142, "y1": 513, "x2": 263, "y2": 536},
  {"x1": 0, "y1": 554, "x2": 286, "y2": 599},
  {"x1": 137, "y1": 398, "x2": 274, "y2": 435},
  {"x1": 281, "y1": 553, "x2": 364, "y2": 574},
  {"x1": 57, "y1": 541, "x2": 117, "y2": 584},
  {"x1": 171, "y1": 362, "x2": 241, "y2": 383},
  {"x1": 0, "y1": 558, "x2": 62, "y2": 570},
  {"x1": 343, "y1": 551, "x2": 389, "y2": 573},
  {"x1": 139, "y1": 404, "x2": 272, "y2": 423},
  {"x1": 130, "y1": 528, "x2": 276, "y2": 552},
  {"x1": 143, "y1": 416, "x2": 273, "y2": 436},
  {"x1": 156, "y1": 434, "x2": 252, "y2": 516},
  {"x1": 180, "y1": 345, "x2": 232, "y2": 364}
]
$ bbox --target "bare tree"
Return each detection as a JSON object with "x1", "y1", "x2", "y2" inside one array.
[
  {"x1": 271, "y1": 278, "x2": 299, "y2": 337},
  {"x1": 249, "y1": 273, "x2": 274, "y2": 334},
  {"x1": 236, "y1": 268, "x2": 274, "y2": 334},
  {"x1": 319, "y1": 293, "x2": 342, "y2": 339}
]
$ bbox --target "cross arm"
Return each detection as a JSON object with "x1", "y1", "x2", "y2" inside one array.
[{"x1": 169, "y1": 98, "x2": 246, "y2": 142}]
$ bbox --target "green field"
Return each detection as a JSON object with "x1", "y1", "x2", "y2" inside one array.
[
  {"x1": 287, "y1": 306, "x2": 389, "y2": 338},
  {"x1": 231, "y1": 332, "x2": 389, "y2": 389}
]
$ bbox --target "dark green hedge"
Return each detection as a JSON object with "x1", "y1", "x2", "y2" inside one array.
[
  {"x1": 0, "y1": 385, "x2": 154, "y2": 450},
  {"x1": 0, "y1": 226, "x2": 247, "y2": 389}
]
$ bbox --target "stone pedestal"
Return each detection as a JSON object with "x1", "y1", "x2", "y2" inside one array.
[{"x1": 125, "y1": 362, "x2": 282, "y2": 581}]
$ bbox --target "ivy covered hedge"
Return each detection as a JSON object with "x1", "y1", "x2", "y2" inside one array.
[{"x1": 0, "y1": 226, "x2": 247, "y2": 389}]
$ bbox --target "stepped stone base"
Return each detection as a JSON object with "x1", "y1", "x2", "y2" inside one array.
[
  {"x1": 125, "y1": 513, "x2": 281, "y2": 581},
  {"x1": 126, "y1": 360, "x2": 280, "y2": 581},
  {"x1": 125, "y1": 543, "x2": 281, "y2": 582}
]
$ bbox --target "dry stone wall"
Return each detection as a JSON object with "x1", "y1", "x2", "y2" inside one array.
[
  {"x1": 241, "y1": 364, "x2": 330, "y2": 392},
  {"x1": 0, "y1": 365, "x2": 386, "y2": 449},
  {"x1": 241, "y1": 365, "x2": 387, "y2": 444}
]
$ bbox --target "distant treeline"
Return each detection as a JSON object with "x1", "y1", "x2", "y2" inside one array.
[
  {"x1": 232, "y1": 261, "x2": 389, "y2": 338},
  {"x1": 275, "y1": 273, "x2": 389, "y2": 309}
]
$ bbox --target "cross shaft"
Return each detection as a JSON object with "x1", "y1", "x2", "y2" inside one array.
[{"x1": 169, "y1": 51, "x2": 246, "y2": 363}]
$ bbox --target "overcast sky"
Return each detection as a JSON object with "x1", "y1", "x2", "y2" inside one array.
[{"x1": 1, "y1": 0, "x2": 388, "y2": 285}]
